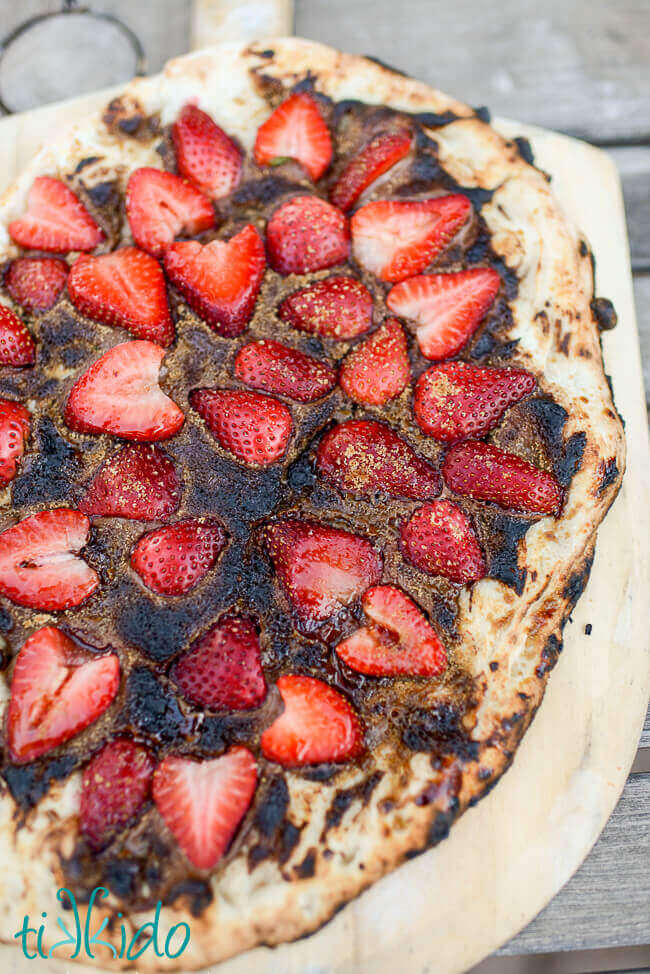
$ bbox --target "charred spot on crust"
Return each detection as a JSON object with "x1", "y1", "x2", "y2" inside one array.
[
  {"x1": 486, "y1": 514, "x2": 531, "y2": 594},
  {"x1": 425, "y1": 802, "x2": 460, "y2": 847},
  {"x1": 591, "y1": 297, "x2": 617, "y2": 331},
  {"x1": 165, "y1": 879, "x2": 214, "y2": 916},
  {"x1": 102, "y1": 96, "x2": 158, "y2": 140},
  {"x1": 536, "y1": 633, "x2": 563, "y2": 678},
  {"x1": 255, "y1": 776, "x2": 290, "y2": 837},
  {"x1": 513, "y1": 136, "x2": 535, "y2": 165},
  {"x1": 103, "y1": 859, "x2": 140, "y2": 899},
  {"x1": 597, "y1": 457, "x2": 620, "y2": 494},
  {"x1": 401, "y1": 704, "x2": 479, "y2": 762},
  {"x1": 414, "y1": 109, "x2": 460, "y2": 128},
  {"x1": 524, "y1": 397, "x2": 586, "y2": 487},
  {"x1": 125, "y1": 667, "x2": 188, "y2": 743},
  {"x1": 363, "y1": 54, "x2": 411, "y2": 78},
  {"x1": 12, "y1": 417, "x2": 79, "y2": 508},
  {"x1": 321, "y1": 771, "x2": 383, "y2": 839},
  {"x1": 474, "y1": 106, "x2": 491, "y2": 124},
  {"x1": 2, "y1": 754, "x2": 77, "y2": 810},
  {"x1": 293, "y1": 849, "x2": 316, "y2": 878},
  {"x1": 74, "y1": 156, "x2": 101, "y2": 174},
  {"x1": 563, "y1": 550, "x2": 595, "y2": 609}
]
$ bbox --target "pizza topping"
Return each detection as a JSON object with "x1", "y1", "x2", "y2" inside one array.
[
  {"x1": 0, "y1": 306, "x2": 36, "y2": 367},
  {"x1": 0, "y1": 399, "x2": 30, "y2": 487},
  {"x1": 131, "y1": 518, "x2": 227, "y2": 595},
  {"x1": 278, "y1": 275, "x2": 373, "y2": 340},
  {"x1": 330, "y1": 130, "x2": 413, "y2": 212},
  {"x1": 126, "y1": 167, "x2": 215, "y2": 258},
  {"x1": 234, "y1": 339, "x2": 337, "y2": 403},
  {"x1": 267, "y1": 195, "x2": 349, "y2": 274},
  {"x1": 5, "y1": 257, "x2": 69, "y2": 313},
  {"x1": 400, "y1": 500, "x2": 486, "y2": 583},
  {"x1": 339, "y1": 318, "x2": 410, "y2": 405},
  {"x1": 8, "y1": 176, "x2": 104, "y2": 253},
  {"x1": 80, "y1": 738, "x2": 155, "y2": 850},
  {"x1": 172, "y1": 103, "x2": 243, "y2": 199},
  {"x1": 190, "y1": 388, "x2": 292, "y2": 467},
  {"x1": 153, "y1": 747, "x2": 257, "y2": 870},
  {"x1": 79, "y1": 444, "x2": 181, "y2": 520},
  {"x1": 254, "y1": 92, "x2": 332, "y2": 182}
]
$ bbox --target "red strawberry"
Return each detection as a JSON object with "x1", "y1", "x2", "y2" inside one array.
[
  {"x1": 414, "y1": 361, "x2": 536, "y2": 441},
  {"x1": 80, "y1": 738, "x2": 155, "y2": 849},
  {"x1": 0, "y1": 399, "x2": 29, "y2": 487},
  {"x1": 65, "y1": 340, "x2": 184, "y2": 441},
  {"x1": 443, "y1": 440, "x2": 563, "y2": 516},
  {"x1": 190, "y1": 388, "x2": 292, "y2": 467},
  {"x1": 262, "y1": 519, "x2": 382, "y2": 629},
  {"x1": 330, "y1": 130, "x2": 413, "y2": 212},
  {"x1": 172, "y1": 103, "x2": 242, "y2": 199},
  {"x1": 387, "y1": 268, "x2": 500, "y2": 360},
  {"x1": 5, "y1": 257, "x2": 68, "y2": 313},
  {"x1": 79, "y1": 444, "x2": 180, "y2": 520},
  {"x1": 400, "y1": 500, "x2": 486, "y2": 583},
  {"x1": 267, "y1": 196, "x2": 349, "y2": 275},
  {"x1": 261, "y1": 675, "x2": 363, "y2": 767},
  {"x1": 153, "y1": 747, "x2": 257, "y2": 870},
  {"x1": 278, "y1": 275, "x2": 372, "y2": 340},
  {"x1": 8, "y1": 627, "x2": 119, "y2": 763},
  {"x1": 234, "y1": 340, "x2": 336, "y2": 403},
  {"x1": 68, "y1": 248, "x2": 174, "y2": 346},
  {"x1": 131, "y1": 518, "x2": 227, "y2": 594},
  {"x1": 0, "y1": 509, "x2": 98, "y2": 610},
  {"x1": 351, "y1": 195, "x2": 471, "y2": 283},
  {"x1": 164, "y1": 225, "x2": 265, "y2": 336},
  {"x1": 254, "y1": 93, "x2": 332, "y2": 182},
  {"x1": 171, "y1": 614, "x2": 266, "y2": 710},
  {"x1": 339, "y1": 318, "x2": 410, "y2": 405},
  {"x1": 125, "y1": 167, "x2": 215, "y2": 258},
  {"x1": 316, "y1": 420, "x2": 441, "y2": 500},
  {"x1": 335, "y1": 585, "x2": 446, "y2": 676},
  {"x1": 0, "y1": 306, "x2": 36, "y2": 366},
  {"x1": 8, "y1": 176, "x2": 104, "y2": 253}
]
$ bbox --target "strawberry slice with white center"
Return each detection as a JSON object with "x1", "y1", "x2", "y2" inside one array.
[
  {"x1": 131, "y1": 517, "x2": 227, "y2": 594},
  {"x1": 0, "y1": 306, "x2": 36, "y2": 367},
  {"x1": 254, "y1": 92, "x2": 332, "y2": 182},
  {"x1": 172, "y1": 103, "x2": 243, "y2": 199},
  {"x1": 65, "y1": 340, "x2": 184, "y2": 441},
  {"x1": 125, "y1": 167, "x2": 215, "y2": 258},
  {"x1": 335, "y1": 585, "x2": 447, "y2": 676},
  {"x1": 278, "y1": 275, "x2": 373, "y2": 340},
  {"x1": 234, "y1": 339, "x2": 337, "y2": 403},
  {"x1": 351, "y1": 195, "x2": 471, "y2": 283},
  {"x1": 8, "y1": 626, "x2": 119, "y2": 763},
  {"x1": 153, "y1": 747, "x2": 257, "y2": 870},
  {"x1": 339, "y1": 318, "x2": 410, "y2": 405},
  {"x1": 261, "y1": 675, "x2": 363, "y2": 767},
  {"x1": 387, "y1": 268, "x2": 501, "y2": 360},
  {"x1": 79, "y1": 444, "x2": 181, "y2": 520},
  {"x1": 6, "y1": 257, "x2": 69, "y2": 313},
  {"x1": 190, "y1": 388, "x2": 292, "y2": 467},
  {"x1": 400, "y1": 500, "x2": 486, "y2": 584},
  {"x1": 0, "y1": 399, "x2": 30, "y2": 487},
  {"x1": 267, "y1": 196, "x2": 349, "y2": 275},
  {"x1": 80, "y1": 738, "x2": 155, "y2": 850},
  {"x1": 8, "y1": 176, "x2": 104, "y2": 253},
  {"x1": 330, "y1": 130, "x2": 413, "y2": 212},
  {"x1": 0, "y1": 509, "x2": 98, "y2": 610}
]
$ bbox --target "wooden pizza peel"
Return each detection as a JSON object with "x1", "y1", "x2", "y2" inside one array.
[{"x1": 0, "y1": 2, "x2": 647, "y2": 972}]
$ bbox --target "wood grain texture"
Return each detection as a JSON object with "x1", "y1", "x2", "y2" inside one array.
[{"x1": 608, "y1": 147, "x2": 650, "y2": 271}]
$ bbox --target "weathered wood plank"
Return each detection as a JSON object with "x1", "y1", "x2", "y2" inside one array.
[
  {"x1": 633, "y1": 274, "x2": 650, "y2": 408},
  {"x1": 641, "y1": 703, "x2": 650, "y2": 749},
  {"x1": 608, "y1": 147, "x2": 650, "y2": 271}
]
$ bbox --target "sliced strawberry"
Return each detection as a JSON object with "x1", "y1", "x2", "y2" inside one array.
[
  {"x1": 261, "y1": 675, "x2": 363, "y2": 767},
  {"x1": 172, "y1": 103, "x2": 242, "y2": 200},
  {"x1": 153, "y1": 747, "x2": 257, "y2": 870},
  {"x1": 0, "y1": 399, "x2": 30, "y2": 487},
  {"x1": 267, "y1": 196, "x2": 349, "y2": 275},
  {"x1": 335, "y1": 585, "x2": 446, "y2": 676},
  {"x1": 339, "y1": 318, "x2": 410, "y2": 405},
  {"x1": 8, "y1": 627, "x2": 119, "y2": 763},
  {"x1": 126, "y1": 167, "x2": 215, "y2": 258},
  {"x1": 443, "y1": 440, "x2": 563, "y2": 516},
  {"x1": 0, "y1": 509, "x2": 98, "y2": 610},
  {"x1": 351, "y1": 195, "x2": 471, "y2": 283},
  {"x1": 262, "y1": 519, "x2": 382, "y2": 629},
  {"x1": 400, "y1": 500, "x2": 486, "y2": 583},
  {"x1": 164, "y1": 225, "x2": 265, "y2": 336},
  {"x1": 171, "y1": 614, "x2": 266, "y2": 710},
  {"x1": 190, "y1": 388, "x2": 292, "y2": 467},
  {"x1": 80, "y1": 738, "x2": 155, "y2": 849},
  {"x1": 330, "y1": 130, "x2": 412, "y2": 212},
  {"x1": 65, "y1": 340, "x2": 184, "y2": 441},
  {"x1": 68, "y1": 248, "x2": 174, "y2": 346},
  {"x1": 387, "y1": 268, "x2": 500, "y2": 360},
  {"x1": 278, "y1": 275, "x2": 372, "y2": 340},
  {"x1": 316, "y1": 420, "x2": 441, "y2": 500},
  {"x1": 131, "y1": 518, "x2": 227, "y2": 594},
  {"x1": 234, "y1": 340, "x2": 336, "y2": 403},
  {"x1": 79, "y1": 444, "x2": 180, "y2": 520},
  {"x1": 8, "y1": 176, "x2": 104, "y2": 253},
  {"x1": 0, "y1": 306, "x2": 36, "y2": 366},
  {"x1": 5, "y1": 257, "x2": 68, "y2": 313},
  {"x1": 254, "y1": 93, "x2": 332, "y2": 182}
]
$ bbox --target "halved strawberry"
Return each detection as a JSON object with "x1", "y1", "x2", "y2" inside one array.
[
  {"x1": 0, "y1": 306, "x2": 36, "y2": 366},
  {"x1": 8, "y1": 176, "x2": 104, "y2": 253},
  {"x1": 190, "y1": 388, "x2": 292, "y2": 467},
  {"x1": 65, "y1": 340, "x2": 184, "y2": 441},
  {"x1": 153, "y1": 747, "x2": 257, "y2": 870},
  {"x1": 171, "y1": 614, "x2": 266, "y2": 710},
  {"x1": 262, "y1": 519, "x2": 382, "y2": 629},
  {"x1": 79, "y1": 444, "x2": 180, "y2": 520},
  {"x1": 261, "y1": 675, "x2": 363, "y2": 767},
  {"x1": 335, "y1": 585, "x2": 446, "y2": 676},
  {"x1": 131, "y1": 518, "x2": 227, "y2": 594},
  {"x1": 400, "y1": 500, "x2": 486, "y2": 583},
  {"x1": 125, "y1": 167, "x2": 215, "y2": 258},
  {"x1": 330, "y1": 130, "x2": 413, "y2": 212},
  {"x1": 254, "y1": 92, "x2": 332, "y2": 182},
  {"x1": 5, "y1": 257, "x2": 68, "y2": 313},
  {"x1": 172, "y1": 103, "x2": 242, "y2": 200},
  {"x1": 316, "y1": 420, "x2": 441, "y2": 500},
  {"x1": 8, "y1": 626, "x2": 119, "y2": 763},
  {"x1": 164, "y1": 225, "x2": 265, "y2": 336},
  {"x1": 414, "y1": 361, "x2": 536, "y2": 441},
  {"x1": 387, "y1": 268, "x2": 500, "y2": 360},
  {"x1": 443, "y1": 440, "x2": 563, "y2": 516},
  {"x1": 351, "y1": 195, "x2": 471, "y2": 283},
  {"x1": 234, "y1": 340, "x2": 336, "y2": 403},
  {"x1": 0, "y1": 509, "x2": 98, "y2": 610},
  {"x1": 80, "y1": 738, "x2": 155, "y2": 849},
  {"x1": 278, "y1": 275, "x2": 373, "y2": 340},
  {"x1": 0, "y1": 399, "x2": 30, "y2": 487},
  {"x1": 68, "y1": 248, "x2": 174, "y2": 346},
  {"x1": 267, "y1": 196, "x2": 349, "y2": 275},
  {"x1": 339, "y1": 318, "x2": 410, "y2": 405}
]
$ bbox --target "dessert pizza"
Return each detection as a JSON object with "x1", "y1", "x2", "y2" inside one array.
[{"x1": 0, "y1": 38, "x2": 624, "y2": 970}]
